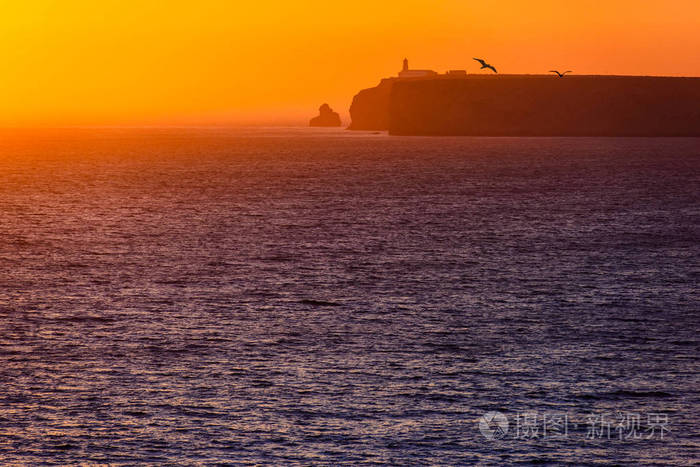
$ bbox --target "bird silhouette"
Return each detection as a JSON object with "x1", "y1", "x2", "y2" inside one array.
[
  {"x1": 473, "y1": 58, "x2": 497, "y2": 74},
  {"x1": 549, "y1": 70, "x2": 572, "y2": 78}
]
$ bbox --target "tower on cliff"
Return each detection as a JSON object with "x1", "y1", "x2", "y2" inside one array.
[{"x1": 398, "y1": 58, "x2": 437, "y2": 79}]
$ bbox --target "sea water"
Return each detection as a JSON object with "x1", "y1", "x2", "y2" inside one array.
[{"x1": 1, "y1": 128, "x2": 698, "y2": 464}]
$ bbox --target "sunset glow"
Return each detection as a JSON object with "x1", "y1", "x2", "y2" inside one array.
[
  {"x1": 2, "y1": 0, "x2": 699, "y2": 126},
  {"x1": 2, "y1": 2, "x2": 699, "y2": 464}
]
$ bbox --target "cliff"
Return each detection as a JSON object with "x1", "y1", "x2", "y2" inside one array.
[
  {"x1": 350, "y1": 75, "x2": 700, "y2": 136},
  {"x1": 348, "y1": 79, "x2": 396, "y2": 130}
]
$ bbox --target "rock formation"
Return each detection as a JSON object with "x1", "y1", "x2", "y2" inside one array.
[
  {"x1": 349, "y1": 75, "x2": 700, "y2": 136},
  {"x1": 348, "y1": 79, "x2": 396, "y2": 130},
  {"x1": 310, "y1": 103, "x2": 342, "y2": 127}
]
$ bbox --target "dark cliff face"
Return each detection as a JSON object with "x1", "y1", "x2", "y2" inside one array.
[
  {"x1": 350, "y1": 75, "x2": 700, "y2": 136},
  {"x1": 310, "y1": 103, "x2": 342, "y2": 127},
  {"x1": 348, "y1": 79, "x2": 395, "y2": 130}
]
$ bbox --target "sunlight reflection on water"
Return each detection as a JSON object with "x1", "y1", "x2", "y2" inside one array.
[{"x1": 0, "y1": 129, "x2": 698, "y2": 464}]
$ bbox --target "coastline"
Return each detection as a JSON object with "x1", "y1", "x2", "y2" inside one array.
[{"x1": 349, "y1": 75, "x2": 700, "y2": 136}]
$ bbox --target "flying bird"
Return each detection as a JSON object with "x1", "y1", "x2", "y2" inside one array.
[
  {"x1": 473, "y1": 58, "x2": 497, "y2": 74},
  {"x1": 549, "y1": 70, "x2": 572, "y2": 78}
]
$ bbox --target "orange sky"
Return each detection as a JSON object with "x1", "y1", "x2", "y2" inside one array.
[{"x1": 1, "y1": 0, "x2": 699, "y2": 126}]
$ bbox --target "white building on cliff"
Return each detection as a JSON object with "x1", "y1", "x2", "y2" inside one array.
[{"x1": 398, "y1": 58, "x2": 438, "y2": 79}]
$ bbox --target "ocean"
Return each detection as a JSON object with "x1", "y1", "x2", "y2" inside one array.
[{"x1": 1, "y1": 128, "x2": 698, "y2": 465}]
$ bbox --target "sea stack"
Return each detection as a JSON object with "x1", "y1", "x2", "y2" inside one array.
[{"x1": 310, "y1": 104, "x2": 342, "y2": 127}]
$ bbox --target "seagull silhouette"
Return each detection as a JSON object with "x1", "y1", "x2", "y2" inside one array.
[
  {"x1": 549, "y1": 70, "x2": 572, "y2": 78},
  {"x1": 473, "y1": 58, "x2": 497, "y2": 74}
]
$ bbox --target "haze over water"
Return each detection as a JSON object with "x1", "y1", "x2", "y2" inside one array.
[{"x1": 1, "y1": 129, "x2": 698, "y2": 464}]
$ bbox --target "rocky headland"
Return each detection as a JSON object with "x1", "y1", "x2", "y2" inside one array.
[{"x1": 349, "y1": 75, "x2": 700, "y2": 136}]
